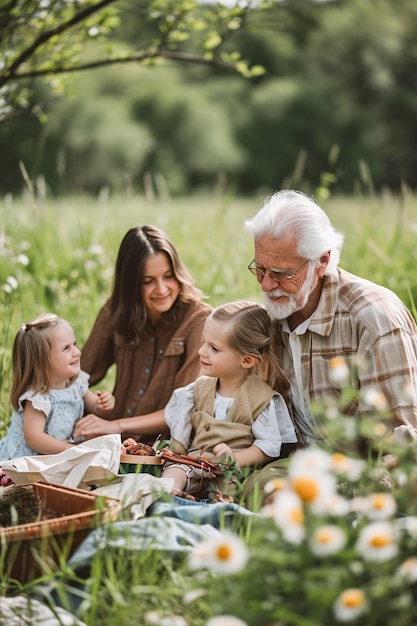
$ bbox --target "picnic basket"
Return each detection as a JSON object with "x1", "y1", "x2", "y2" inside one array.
[{"x1": 0, "y1": 481, "x2": 120, "y2": 584}]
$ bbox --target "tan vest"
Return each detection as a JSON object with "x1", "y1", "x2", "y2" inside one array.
[{"x1": 190, "y1": 375, "x2": 274, "y2": 458}]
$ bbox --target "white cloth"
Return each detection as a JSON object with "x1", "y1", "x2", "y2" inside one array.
[{"x1": 0, "y1": 434, "x2": 121, "y2": 490}]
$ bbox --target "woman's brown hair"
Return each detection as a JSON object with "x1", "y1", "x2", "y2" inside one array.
[{"x1": 110, "y1": 225, "x2": 204, "y2": 341}]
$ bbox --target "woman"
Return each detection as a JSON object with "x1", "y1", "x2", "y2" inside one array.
[{"x1": 72, "y1": 225, "x2": 212, "y2": 444}]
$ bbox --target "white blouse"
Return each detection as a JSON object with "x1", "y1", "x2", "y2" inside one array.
[{"x1": 164, "y1": 381, "x2": 297, "y2": 459}]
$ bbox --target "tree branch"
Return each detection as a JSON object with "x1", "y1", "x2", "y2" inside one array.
[
  {"x1": 6, "y1": 49, "x2": 237, "y2": 80},
  {"x1": 0, "y1": 0, "x2": 118, "y2": 88}
]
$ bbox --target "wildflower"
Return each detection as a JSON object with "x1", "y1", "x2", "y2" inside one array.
[
  {"x1": 205, "y1": 617, "x2": 248, "y2": 626},
  {"x1": 270, "y1": 489, "x2": 305, "y2": 544},
  {"x1": 264, "y1": 476, "x2": 287, "y2": 495},
  {"x1": 145, "y1": 613, "x2": 188, "y2": 626},
  {"x1": 323, "y1": 494, "x2": 350, "y2": 517},
  {"x1": 289, "y1": 447, "x2": 333, "y2": 475},
  {"x1": 188, "y1": 540, "x2": 212, "y2": 571},
  {"x1": 183, "y1": 588, "x2": 206, "y2": 604},
  {"x1": 367, "y1": 492, "x2": 396, "y2": 520},
  {"x1": 330, "y1": 453, "x2": 366, "y2": 481},
  {"x1": 395, "y1": 515, "x2": 417, "y2": 537},
  {"x1": 361, "y1": 388, "x2": 388, "y2": 411},
  {"x1": 159, "y1": 617, "x2": 188, "y2": 626},
  {"x1": 289, "y1": 470, "x2": 337, "y2": 514},
  {"x1": 88, "y1": 243, "x2": 105, "y2": 255},
  {"x1": 333, "y1": 588, "x2": 367, "y2": 622},
  {"x1": 84, "y1": 260, "x2": 98, "y2": 271},
  {"x1": 188, "y1": 531, "x2": 248, "y2": 575},
  {"x1": 397, "y1": 557, "x2": 417, "y2": 583},
  {"x1": 16, "y1": 253, "x2": 29, "y2": 265},
  {"x1": 6, "y1": 275, "x2": 18, "y2": 290},
  {"x1": 350, "y1": 496, "x2": 371, "y2": 516},
  {"x1": 356, "y1": 521, "x2": 398, "y2": 561},
  {"x1": 310, "y1": 524, "x2": 346, "y2": 557},
  {"x1": 329, "y1": 356, "x2": 350, "y2": 385}
]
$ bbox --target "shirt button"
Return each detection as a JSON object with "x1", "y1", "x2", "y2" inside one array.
[
  {"x1": 145, "y1": 368, "x2": 150, "y2": 374},
  {"x1": 158, "y1": 349, "x2": 164, "y2": 355},
  {"x1": 126, "y1": 408, "x2": 132, "y2": 415},
  {"x1": 138, "y1": 389, "x2": 144, "y2": 395}
]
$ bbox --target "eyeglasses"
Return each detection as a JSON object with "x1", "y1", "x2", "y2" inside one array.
[{"x1": 247, "y1": 258, "x2": 309, "y2": 282}]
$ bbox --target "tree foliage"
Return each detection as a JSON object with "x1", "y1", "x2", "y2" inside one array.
[
  {"x1": 2, "y1": 0, "x2": 417, "y2": 197},
  {"x1": 0, "y1": 0, "x2": 268, "y2": 122}
]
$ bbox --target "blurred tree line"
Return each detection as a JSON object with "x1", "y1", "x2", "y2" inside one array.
[{"x1": 1, "y1": 0, "x2": 417, "y2": 198}]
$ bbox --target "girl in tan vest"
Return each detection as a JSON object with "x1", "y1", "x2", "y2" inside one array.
[{"x1": 162, "y1": 300, "x2": 297, "y2": 500}]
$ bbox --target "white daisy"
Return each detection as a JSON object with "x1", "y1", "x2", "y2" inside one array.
[
  {"x1": 289, "y1": 447, "x2": 333, "y2": 476},
  {"x1": 361, "y1": 388, "x2": 388, "y2": 411},
  {"x1": 395, "y1": 515, "x2": 417, "y2": 537},
  {"x1": 159, "y1": 617, "x2": 188, "y2": 626},
  {"x1": 356, "y1": 521, "x2": 398, "y2": 561},
  {"x1": 270, "y1": 489, "x2": 305, "y2": 544},
  {"x1": 323, "y1": 494, "x2": 351, "y2": 517},
  {"x1": 205, "y1": 617, "x2": 248, "y2": 626},
  {"x1": 188, "y1": 531, "x2": 248, "y2": 575},
  {"x1": 328, "y1": 356, "x2": 350, "y2": 385},
  {"x1": 397, "y1": 557, "x2": 417, "y2": 583},
  {"x1": 349, "y1": 496, "x2": 371, "y2": 516},
  {"x1": 264, "y1": 476, "x2": 288, "y2": 495},
  {"x1": 366, "y1": 492, "x2": 397, "y2": 520},
  {"x1": 183, "y1": 589, "x2": 206, "y2": 604},
  {"x1": 333, "y1": 588, "x2": 368, "y2": 622},
  {"x1": 310, "y1": 524, "x2": 346, "y2": 557},
  {"x1": 330, "y1": 453, "x2": 366, "y2": 481},
  {"x1": 289, "y1": 470, "x2": 337, "y2": 514}
]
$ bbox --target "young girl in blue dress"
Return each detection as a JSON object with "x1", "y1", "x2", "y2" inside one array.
[{"x1": 0, "y1": 313, "x2": 115, "y2": 461}]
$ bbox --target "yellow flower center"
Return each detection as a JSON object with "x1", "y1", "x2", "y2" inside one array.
[
  {"x1": 341, "y1": 589, "x2": 365, "y2": 608},
  {"x1": 330, "y1": 357, "x2": 345, "y2": 369},
  {"x1": 291, "y1": 476, "x2": 319, "y2": 503},
  {"x1": 370, "y1": 534, "x2": 390, "y2": 548},
  {"x1": 290, "y1": 506, "x2": 304, "y2": 525},
  {"x1": 316, "y1": 529, "x2": 332, "y2": 544},
  {"x1": 216, "y1": 544, "x2": 232, "y2": 561},
  {"x1": 270, "y1": 478, "x2": 286, "y2": 492},
  {"x1": 371, "y1": 494, "x2": 386, "y2": 510}
]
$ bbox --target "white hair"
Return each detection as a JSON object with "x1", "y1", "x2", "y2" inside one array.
[{"x1": 244, "y1": 190, "x2": 344, "y2": 275}]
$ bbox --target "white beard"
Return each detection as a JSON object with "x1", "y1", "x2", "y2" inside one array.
[{"x1": 263, "y1": 262, "x2": 316, "y2": 321}]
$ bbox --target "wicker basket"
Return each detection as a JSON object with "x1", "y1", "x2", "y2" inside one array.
[{"x1": 0, "y1": 481, "x2": 120, "y2": 584}]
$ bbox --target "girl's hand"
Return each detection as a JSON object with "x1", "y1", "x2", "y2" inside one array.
[
  {"x1": 96, "y1": 390, "x2": 115, "y2": 413},
  {"x1": 73, "y1": 414, "x2": 122, "y2": 439},
  {"x1": 212, "y1": 443, "x2": 233, "y2": 459}
]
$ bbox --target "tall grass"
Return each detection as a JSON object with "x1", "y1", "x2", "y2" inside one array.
[
  {"x1": 1, "y1": 190, "x2": 417, "y2": 624},
  {"x1": 1, "y1": 190, "x2": 417, "y2": 430}
]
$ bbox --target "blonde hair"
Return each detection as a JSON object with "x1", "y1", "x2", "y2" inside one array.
[
  {"x1": 210, "y1": 300, "x2": 289, "y2": 394},
  {"x1": 10, "y1": 313, "x2": 69, "y2": 410}
]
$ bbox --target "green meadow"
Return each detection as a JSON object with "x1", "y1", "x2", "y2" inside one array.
[
  {"x1": 1, "y1": 190, "x2": 417, "y2": 625},
  {"x1": 1, "y1": 190, "x2": 417, "y2": 430}
]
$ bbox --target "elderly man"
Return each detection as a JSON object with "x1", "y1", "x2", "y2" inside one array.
[{"x1": 244, "y1": 189, "x2": 417, "y2": 450}]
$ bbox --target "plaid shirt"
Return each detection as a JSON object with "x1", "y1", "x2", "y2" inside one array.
[{"x1": 272, "y1": 268, "x2": 417, "y2": 444}]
